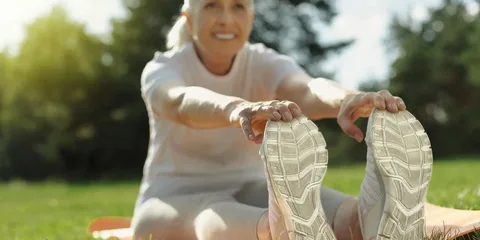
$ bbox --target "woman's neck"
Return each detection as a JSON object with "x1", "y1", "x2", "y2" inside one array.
[{"x1": 193, "y1": 44, "x2": 236, "y2": 76}]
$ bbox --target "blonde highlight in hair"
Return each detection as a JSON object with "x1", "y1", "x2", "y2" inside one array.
[
  {"x1": 166, "y1": 0, "x2": 255, "y2": 50},
  {"x1": 166, "y1": 3, "x2": 194, "y2": 50}
]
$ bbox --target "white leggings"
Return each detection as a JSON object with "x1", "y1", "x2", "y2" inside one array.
[{"x1": 131, "y1": 180, "x2": 352, "y2": 240}]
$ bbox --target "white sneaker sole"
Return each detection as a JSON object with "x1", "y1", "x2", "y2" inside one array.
[
  {"x1": 260, "y1": 116, "x2": 336, "y2": 240},
  {"x1": 370, "y1": 109, "x2": 433, "y2": 240}
]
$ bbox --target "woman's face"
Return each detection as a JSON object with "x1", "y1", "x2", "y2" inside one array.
[{"x1": 185, "y1": 0, "x2": 254, "y2": 59}]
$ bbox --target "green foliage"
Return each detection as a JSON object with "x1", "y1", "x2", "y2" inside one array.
[
  {"x1": 0, "y1": 52, "x2": 11, "y2": 180},
  {"x1": 249, "y1": 0, "x2": 353, "y2": 77},
  {"x1": 387, "y1": 0, "x2": 480, "y2": 157},
  {"x1": 6, "y1": 6, "x2": 106, "y2": 134},
  {"x1": 2, "y1": 0, "x2": 479, "y2": 181},
  {"x1": 0, "y1": 0, "x2": 351, "y2": 180},
  {"x1": 0, "y1": 5, "x2": 146, "y2": 180}
]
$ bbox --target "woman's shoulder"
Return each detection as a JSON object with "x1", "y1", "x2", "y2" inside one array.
[
  {"x1": 243, "y1": 42, "x2": 296, "y2": 64},
  {"x1": 150, "y1": 43, "x2": 194, "y2": 64},
  {"x1": 141, "y1": 44, "x2": 194, "y2": 84},
  {"x1": 142, "y1": 43, "x2": 195, "y2": 78}
]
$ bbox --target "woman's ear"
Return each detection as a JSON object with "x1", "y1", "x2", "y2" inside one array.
[{"x1": 183, "y1": 11, "x2": 193, "y2": 35}]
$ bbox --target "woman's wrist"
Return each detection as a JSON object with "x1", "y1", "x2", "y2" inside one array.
[{"x1": 222, "y1": 98, "x2": 251, "y2": 127}]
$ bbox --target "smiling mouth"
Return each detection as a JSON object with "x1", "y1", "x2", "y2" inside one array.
[{"x1": 214, "y1": 33, "x2": 236, "y2": 40}]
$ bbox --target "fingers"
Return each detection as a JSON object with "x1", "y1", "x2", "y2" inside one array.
[
  {"x1": 342, "y1": 93, "x2": 373, "y2": 118},
  {"x1": 268, "y1": 100, "x2": 302, "y2": 121},
  {"x1": 274, "y1": 101, "x2": 295, "y2": 121},
  {"x1": 337, "y1": 91, "x2": 406, "y2": 143},
  {"x1": 337, "y1": 106, "x2": 364, "y2": 142},
  {"x1": 337, "y1": 90, "x2": 408, "y2": 143},
  {"x1": 259, "y1": 105, "x2": 281, "y2": 121},
  {"x1": 238, "y1": 100, "x2": 303, "y2": 144},
  {"x1": 373, "y1": 93, "x2": 386, "y2": 110},
  {"x1": 288, "y1": 102, "x2": 302, "y2": 118},
  {"x1": 395, "y1": 97, "x2": 407, "y2": 110},
  {"x1": 378, "y1": 90, "x2": 406, "y2": 112},
  {"x1": 353, "y1": 90, "x2": 405, "y2": 113},
  {"x1": 276, "y1": 103, "x2": 293, "y2": 121},
  {"x1": 240, "y1": 116, "x2": 255, "y2": 140},
  {"x1": 378, "y1": 90, "x2": 397, "y2": 112},
  {"x1": 254, "y1": 134, "x2": 264, "y2": 144}
]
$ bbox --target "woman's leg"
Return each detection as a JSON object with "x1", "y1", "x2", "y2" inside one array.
[
  {"x1": 254, "y1": 115, "x2": 365, "y2": 240},
  {"x1": 233, "y1": 180, "x2": 362, "y2": 240},
  {"x1": 131, "y1": 190, "x2": 268, "y2": 240},
  {"x1": 334, "y1": 197, "x2": 363, "y2": 240}
]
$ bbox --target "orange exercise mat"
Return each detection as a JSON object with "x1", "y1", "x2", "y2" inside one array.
[{"x1": 88, "y1": 203, "x2": 480, "y2": 240}]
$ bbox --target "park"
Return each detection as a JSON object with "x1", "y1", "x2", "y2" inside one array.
[{"x1": 1, "y1": 0, "x2": 480, "y2": 239}]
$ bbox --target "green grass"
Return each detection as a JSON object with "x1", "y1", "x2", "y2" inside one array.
[
  {"x1": 0, "y1": 159, "x2": 479, "y2": 240},
  {"x1": 323, "y1": 159, "x2": 480, "y2": 240}
]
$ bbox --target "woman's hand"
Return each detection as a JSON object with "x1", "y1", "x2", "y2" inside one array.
[
  {"x1": 229, "y1": 100, "x2": 302, "y2": 144},
  {"x1": 337, "y1": 90, "x2": 406, "y2": 142}
]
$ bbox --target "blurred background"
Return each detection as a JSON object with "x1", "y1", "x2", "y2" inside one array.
[{"x1": 1, "y1": 0, "x2": 479, "y2": 182}]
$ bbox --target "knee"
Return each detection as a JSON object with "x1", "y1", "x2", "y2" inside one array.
[
  {"x1": 131, "y1": 198, "x2": 181, "y2": 240},
  {"x1": 194, "y1": 208, "x2": 228, "y2": 240}
]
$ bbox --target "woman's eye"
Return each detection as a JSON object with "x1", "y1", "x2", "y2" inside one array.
[
  {"x1": 205, "y1": 2, "x2": 217, "y2": 8},
  {"x1": 234, "y1": 3, "x2": 245, "y2": 9}
]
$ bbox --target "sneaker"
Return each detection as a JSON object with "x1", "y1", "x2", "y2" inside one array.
[
  {"x1": 259, "y1": 115, "x2": 336, "y2": 240},
  {"x1": 358, "y1": 109, "x2": 433, "y2": 240}
]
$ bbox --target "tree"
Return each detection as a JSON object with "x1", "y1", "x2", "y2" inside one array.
[
  {"x1": 0, "y1": 51, "x2": 12, "y2": 180},
  {"x1": 250, "y1": 1, "x2": 352, "y2": 77},
  {"x1": 386, "y1": 0, "x2": 480, "y2": 157},
  {"x1": 1, "y1": 6, "x2": 118, "y2": 180},
  {"x1": 1, "y1": 0, "x2": 359, "y2": 181},
  {"x1": 0, "y1": 51, "x2": 9, "y2": 115}
]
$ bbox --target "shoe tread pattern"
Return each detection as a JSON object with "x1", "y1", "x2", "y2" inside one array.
[
  {"x1": 370, "y1": 109, "x2": 433, "y2": 240},
  {"x1": 262, "y1": 116, "x2": 336, "y2": 240}
]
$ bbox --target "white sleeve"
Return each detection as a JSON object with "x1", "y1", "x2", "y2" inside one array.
[
  {"x1": 140, "y1": 52, "x2": 183, "y2": 108},
  {"x1": 253, "y1": 44, "x2": 303, "y2": 98}
]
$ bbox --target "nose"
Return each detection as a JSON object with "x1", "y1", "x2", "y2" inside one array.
[{"x1": 218, "y1": 8, "x2": 233, "y2": 24}]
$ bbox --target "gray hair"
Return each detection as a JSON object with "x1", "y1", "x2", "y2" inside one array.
[{"x1": 166, "y1": 2, "x2": 194, "y2": 50}]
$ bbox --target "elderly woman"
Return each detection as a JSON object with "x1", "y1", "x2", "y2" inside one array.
[{"x1": 131, "y1": 0, "x2": 433, "y2": 239}]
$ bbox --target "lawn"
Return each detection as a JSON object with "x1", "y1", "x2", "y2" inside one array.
[{"x1": 0, "y1": 159, "x2": 479, "y2": 240}]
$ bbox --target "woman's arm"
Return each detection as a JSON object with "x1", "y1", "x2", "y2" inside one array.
[
  {"x1": 150, "y1": 81, "x2": 247, "y2": 129},
  {"x1": 276, "y1": 70, "x2": 406, "y2": 142},
  {"x1": 142, "y1": 54, "x2": 248, "y2": 129},
  {"x1": 275, "y1": 71, "x2": 362, "y2": 120},
  {"x1": 151, "y1": 80, "x2": 303, "y2": 143}
]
